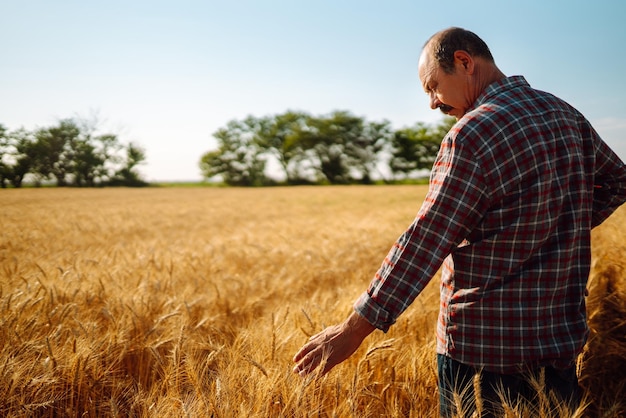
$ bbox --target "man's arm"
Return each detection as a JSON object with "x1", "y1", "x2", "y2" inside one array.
[
  {"x1": 292, "y1": 311, "x2": 376, "y2": 377},
  {"x1": 292, "y1": 132, "x2": 489, "y2": 377}
]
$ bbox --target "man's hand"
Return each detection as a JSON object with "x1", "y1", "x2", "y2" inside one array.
[{"x1": 292, "y1": 311, "x2": 376, "y2": 377}]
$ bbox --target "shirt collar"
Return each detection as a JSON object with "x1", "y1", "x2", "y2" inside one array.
[{"x1": 470, "y1": 75, "x2": 530, "y2": 111}]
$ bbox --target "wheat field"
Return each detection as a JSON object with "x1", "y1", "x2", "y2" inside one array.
[{"x1": 1, "y1": 186, "x2": 624, "y2": 417}]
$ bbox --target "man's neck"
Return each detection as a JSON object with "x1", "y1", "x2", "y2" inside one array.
[{"x1": 472, "y1": 60, "x2": 507, "y2": 100}]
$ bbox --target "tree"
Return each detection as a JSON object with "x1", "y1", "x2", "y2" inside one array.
[
  {"x1": 34, "y1": 119, "x2": 81, "y2": 186},
  {"x1": 297, "y1": 113, "x2": 347, "y2": 184},
  {"x1": 200, "y1": 111, "x2": 449, "y2": 186},
  {"x1": 1, "y1": 127, "x2": 40, "y2": 188},
  {"x1": 12, "y1": 129, "x2": 36, "y2": 188},
  {"x1": 71, "y1": 116, "x2": 124, "y2": 187},
  {"x1": 297, "y1": 111, "x2": 391, "y2": 184},
  {"x1": 389, "y1": 116, "x2": 455, "y2": 180},
  {"x1": 431, "y1": 116, "x2": 456, "y2": 139},
  {"x1": 0, "y1": 124, "x2": 9, "y2": 188},
  {"x1": 110, "y1": 142, "x2": 148, "y2": 187},
  {"x1": 0, "y1": 118, "x2": 147, "y2": 187},
  {"x1": 344, "y1": 119, "x2": 392, "y2": 184},
  {"x1": 199, "y1": 117, "x2": 270, "y2": 186},
  {"x1": 297, "y1": 112, "x2": 358, "y2": 184},
  {"x1": 255, "y1": 111, "x2": 313, "y2": 184},
  {"x1": 73, "y1": 133, "x2": 124, "y2": 187},
  {"x1": 72, "y1": 137, "x2": 103, "y2": 186}
]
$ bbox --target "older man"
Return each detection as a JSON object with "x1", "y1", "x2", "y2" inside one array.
[{"x1": 293, "y1": 27, "x2": 626, "y2": 416}]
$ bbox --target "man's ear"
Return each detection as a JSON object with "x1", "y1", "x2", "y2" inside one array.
[{"x1": 454, "y1": 50, "x2": 474, "y2": 74}]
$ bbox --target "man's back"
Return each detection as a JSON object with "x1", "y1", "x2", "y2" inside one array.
[{"x1": 436, "y1": 75, "x2": 602, "y2": 372}]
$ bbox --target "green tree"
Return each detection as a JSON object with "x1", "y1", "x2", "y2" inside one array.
[
  {"x1": 256, "y1": 111, "x2": 313, "y2": 184},
  {"x1": 72, "y1": 137, "x2": 104, "y2": 186},
  {"x1": 73, "y1": 133, "x2": 124, "y2": 187},
  {"x1": 0, "y1": 124, "x2": 9, "y2": 188},
  {"x1": 432, "y1": 116, "x2": 456, "y2": 139},
  {"x1": 300, "y1": 111, "x2": 389, "y2": 184},
  {"x1": 110, "y1": 142, "x2": 147, "y2": 187},
  {"x1": 344, "y1": 119, "x2": 392, "y2": 184},
  {"x1": 0, "y1": 119, "x2": 147, "y2": 187},
  {"x1": 1, "y1": 127, "x2": 41, "y2": 188},
  {"x1": 34, "y1": 119, "x2": 81, "y2": 186},
  {"x1": 200, "y1": 117, "x2": 270, "y2": 186},
  {"x1": 12, "y1": 129, "x2": 36, "y2": 188},
  {"x1": 389, "y1": 116, "x2": 455, "y2": 180},
  {"x1": 296, "y1": 113, "x2": 347, "y2": 184},
  {"x1": 201, "y1": 112, "x2": 452, "y2": 186},
  {"x1": 71, "y1": 116, "x2": 124, "y2": 186}
]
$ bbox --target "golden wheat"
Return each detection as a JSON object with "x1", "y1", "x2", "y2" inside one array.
[{"x1": 0, "y1": 186, "x2": 624, "y2": 417}]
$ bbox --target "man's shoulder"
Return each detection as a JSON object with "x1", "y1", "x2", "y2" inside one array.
[{"x1": 474, "y1": 76, "x2": 576, "y2": 117}]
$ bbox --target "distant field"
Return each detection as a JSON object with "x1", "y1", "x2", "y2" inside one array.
[{"x1": 1, "y1": 187, "x2": 624, "y2": 417}]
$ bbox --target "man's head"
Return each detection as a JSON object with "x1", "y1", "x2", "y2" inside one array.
[{"x1": 418, "y1": 27, "x2": 503, "y2": 119}]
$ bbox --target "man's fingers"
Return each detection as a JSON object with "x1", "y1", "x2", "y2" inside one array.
[
  {"x1": 293, "y1": 348, "x2": 321, "y2": 376},
  {"x1": 292, "y1": 338, "x2": 317, "y2": 363},
  {"x1": 292, "y1": 330, "x2": 328, "y2": 363},
  {"x1": 292, "y1": 340, "x2": 334, "y2": 377},
  {"x1": 292, "y1": 346, "x2": 307, "y2": 363}
]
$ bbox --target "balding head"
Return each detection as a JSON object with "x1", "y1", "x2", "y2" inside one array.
[{"x1": 423, "y1": 27, "x2": 495, "y2": 74}]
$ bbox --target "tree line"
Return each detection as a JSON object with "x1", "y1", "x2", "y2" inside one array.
[
  {"x1": 1, "y1": 111, "x2": 455, "y2": 188},
  {"x1": 0, "y1": 118, "x2": 147, "y2": 188},
  {"x1": 200, "y1": 111, "x2": 455, "y2": 186}
]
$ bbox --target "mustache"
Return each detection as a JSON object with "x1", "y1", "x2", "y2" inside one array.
[{"x1": 438, "y1": 104, "x2": 453, "y2": 114}]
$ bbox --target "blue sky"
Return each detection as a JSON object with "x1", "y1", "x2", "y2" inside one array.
[{"x1": 2, "y1": 0, "x2": 625, "y2": 181}]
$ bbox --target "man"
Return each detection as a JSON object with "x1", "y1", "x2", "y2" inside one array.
[{"x1": 292, "y1": 27, "x2": 626, "y2": 416}]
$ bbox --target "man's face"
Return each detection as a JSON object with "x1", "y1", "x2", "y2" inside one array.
[{"x1": 418, "y1": 49, "x2": 472, "y2": 120}]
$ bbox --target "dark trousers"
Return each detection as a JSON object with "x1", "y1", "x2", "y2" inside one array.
[{"x1": 437, "y1": 354, "x2": 581, "y2": 417}]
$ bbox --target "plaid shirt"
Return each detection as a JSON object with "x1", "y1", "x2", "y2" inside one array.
[{"x1": 355, "y1": 76, "x2": 626, "y2": 373}]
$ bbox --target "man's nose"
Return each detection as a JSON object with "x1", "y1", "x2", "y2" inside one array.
[{"x1": 429, "y1": 92, "x2": 440, "y2": 110}]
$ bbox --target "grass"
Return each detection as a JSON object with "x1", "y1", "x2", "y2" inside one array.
[{"x1": 0, "y1": 186, "x2": 624, "y2": 417}]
